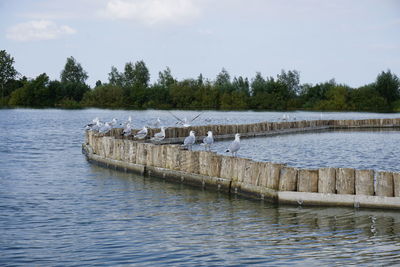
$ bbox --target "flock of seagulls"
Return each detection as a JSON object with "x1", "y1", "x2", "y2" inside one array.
[{"x1": 85, "y1": 113, "x2": 241, "y2": 157}]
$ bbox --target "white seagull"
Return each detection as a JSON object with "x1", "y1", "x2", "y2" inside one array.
[
  {"x1": 226, "y1": 133, "x2": 240, "y2": 157},
  {"x1": 151, "y1": 126, "x2": 166, "y2": 142},
  {"x1": 149, "y1": 117, "x2": 161, "y2": 128},
  {"x1": 202, "y1": 131, "x2": 214, "y2": 151},
  {"x1": 99, "y1": 122, "x2": 112, "y2": 134},
  {"x1": 85, "y1": 117, "x2": 100, "y2": 130},
  {"x1": 168, "y1": 111, "x2": 203, "y2": 128},
  {"x1": 134, "y1": 126, "x2": 148, "y2": 140},
  {"x1": 109, "y1": 118, "x2": 119, "y2": 128},
  {"x1": 122, "y1": 123, "x2": 133, "y2": 137},
  {"x1": 182, "y1": 130, "x2": 196, "y2": 150}
]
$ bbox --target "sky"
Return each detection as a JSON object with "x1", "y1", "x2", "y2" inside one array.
[{"x1": 1, "y1": 0, "x2": 399, "y2": 88}]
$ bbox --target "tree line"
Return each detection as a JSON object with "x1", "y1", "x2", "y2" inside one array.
[{"x1": 1, "y1": 49, "x2": 399, "y2": 111}]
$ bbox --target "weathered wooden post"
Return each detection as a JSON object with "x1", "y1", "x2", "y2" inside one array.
[
  {"x1": 165, "y1": 145, "x2": 181, "y2": 170},
  {"x1": 279, "y1": 167, "x2": 298, "y2": 191},
  {"x1": 298, "y1": 169, "x2": 318, "y2": 192},
  {"x1": 336, "y1": 168, "x2": 355, "y2": 195},
  {"x1": 136, "y1": 142, "x2": 149, "y2": 165},
  {"x1": 180, "y1": 150, "x2": 200, "y2": 174},
  {"x1": 375, "y1": 171, "x2": 394, "y2": 197},
  {"x1": 355, "y1": 169, "x2": 374, "y2": 196},
  {"x1": 261, "y1": 163, "x2": 282, "y2": 190},
  {"x1": 220, "y1": 155, "x2": 238, "y2": 184},
  {"x1": 198, "y1": 151, "x2": 222, "y2": 177},
  {"x1": 393, "y1": 172, "x2": 400, "y2": 197},
  {"x1": 236, "y1": 158, "x2": 252, "y2": 184},
  {"x1": 243, "y1": 161, "x2": 262, "y2": 186},
  {"x1": 127, "y1": 141, "x2": 138, "y2": 164},
  {"x1": 318, "y1": 167, "x2": 336, "y2": 193}
]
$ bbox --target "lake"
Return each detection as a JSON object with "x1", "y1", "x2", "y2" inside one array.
[{"x1": 1, "y1": 108, "x2": 400, "y2": 266}]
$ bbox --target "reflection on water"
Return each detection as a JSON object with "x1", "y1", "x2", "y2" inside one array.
[
  {"x1": 1, "y1": 109, "x2": 400, "y2": 266},
  {"x1": 194, "y1": 128, "x2": 400, "y2": 172}
]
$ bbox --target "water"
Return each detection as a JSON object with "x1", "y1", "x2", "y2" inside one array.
[
  {"x1": 1, "y1": 108, "x2": 400, "y2": 266},
  {"x1": 194, "y1": 128, "x2": 400, "y2": 172}
]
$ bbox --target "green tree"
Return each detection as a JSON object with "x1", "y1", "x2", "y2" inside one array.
[
  {"x1": 81, "y1": 84, "x2": 125, "y2": 108},
  {"x1": 60, "y1": 56, "x2": 88, "y2": 84},
  {"x1": 374, "y1": 70, "x2": 400, "y2": 104},
  {"x1": 277, "y1": 69, "x2": 300, "y2": 96},
  {"x1": 9, "y1": 73, "x2": 50, "y2": 106},
  {"x1": 215, "y1": 68, "x2": 232, "y2": 92},
  {"x1": 108, "y1": 66, "x2": 124, "y2": 87},
  {"x1": 157, "y1": 67, "x2": 176, "y2": 89},
  {"x1": 124, "y1": 60, "x2": 150, "y2": 89},
  {"x1": 349, "y1": 84, "x2": 387, "y2": 111},
  {"x1": 0, "y1": 50, "x2": 19, "y2": 103}
]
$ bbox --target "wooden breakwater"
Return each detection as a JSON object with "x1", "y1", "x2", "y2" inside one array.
[{"x1": 83, "y1": 118, "x2": 400, "y2": 210}]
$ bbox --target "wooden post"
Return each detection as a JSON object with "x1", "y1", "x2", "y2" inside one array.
[
  {"x1": 336, "y1": 168, "x2": 355, "y2": 195},
  {"x1": 165, "y1": 145, "x2": 181, "y2": 170},
  {"x1": 236, "y1": 158, "x2": 252, "y2": 184},
  {"x1": 136, "y1": 142, "x2": 149, "y2": 165},
  {"x1": 279, "y1": 167, "x2": 298, "y2": 191},
  {"x1": 318, "y1": 167, "x2": 336, "y2": 193},
  {"x1": 180, "y1": 150, "x2": 200, "y2": 174},
  {"x1": 376, "y1": 171, "x2": 394, "y2": 197},
  {"x1": 257, "y1": 162, "x2": 268, "y2": 187},
  {"x1": 298, "y1": 169, "x2": 318, "y2": 192},
  {"x1": 220, "y1": 155, "x2": 238, "y2": 181},
  {"x1": 355, "y1": 169, "x2": 374, "y2": 196},
  {"x1": 243, "y1": 161, "x2": 262, "y2": 186},
  {"x1": 263, "y1": 163, "x2": 283, "y2": 190},
  {"x1": 127, "y1": 141, "x2": 137, "y2": 163},
  {"x1": 393, "y1": 172, "x2": 400, "y2": 197}
]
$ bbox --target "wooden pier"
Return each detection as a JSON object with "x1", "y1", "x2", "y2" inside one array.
[{"x1": 83, "y1": 118, "x2": 400, "y2": 210}]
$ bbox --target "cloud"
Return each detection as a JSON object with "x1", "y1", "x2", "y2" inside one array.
[
  {"x1": 6, "y1": 20, "x2": 76, "y2": 41},
  {"x1": 101, "y1": 0, "x2": 201, "y2": 25}
]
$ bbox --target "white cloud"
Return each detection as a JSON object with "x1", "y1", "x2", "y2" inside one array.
[
  {"x1": 6, "y1": 20, "x2": 76, "y2": 42},
  {"x1": 101, "y1": 0, "x2": 201, "y2": 25}
]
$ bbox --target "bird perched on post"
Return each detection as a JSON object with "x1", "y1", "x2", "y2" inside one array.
[
  {"x1": 202, "y1": 131, "x2": 214, "y2": 151},
  {"x1": 151, "y1": 126, "x2": 166, "y2": 142},
  {"x1": 182, "y1": 130, "x2": 196, "y2": 150},
  {"x1": 226, "y1": 133, "x2": 240, "y2": 157},
  {"x1": 134, "y1": 126, "x2": 148, "y2": 139},
  {"x1": 122, "y1": 122, "x2": 133, "y2": 137}
]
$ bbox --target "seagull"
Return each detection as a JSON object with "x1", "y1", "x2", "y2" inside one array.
[
  {"x1": 85, "y1": 117, "x2": 100, "y2": 130},
  {"x1": 121, "y1": 116, "x2": 132, "y2": 128},
  {"x1": 182, "y1": 130, "x2": 196, "y2": 150},
  {"x1": 99, "y1": 122, "x2": 112, "y2": 134},
  {"x1": 151, "y1": 126, "x2": 166, "y2": 142},
  {"x1": 168, "y1": 111, "x2": 203, "y2": 128},
  {"x1": 122, "y1": 123, "x2": 133, "y2": 137},
  {"x1": 282, "y1": 114, "x2": 289, "y2": 121},
  {"x1": 226, "y1": 133, "x2": 240, "y2": 157},
  {"x1": 202, "y1": 131, "x2": 214, "y2": 151},
  {"x1": 91, "y1": 119, "x2": 103, "y2": 131},
  {"x1": 134, "y1": 126, "x2": 148, "y2": 139},
  {"x1": 109, "y1": 118, "x2": 119, "y2": 128},
  {"x1": 149, "y1": 117, "x2": 161, "y2": 128}
]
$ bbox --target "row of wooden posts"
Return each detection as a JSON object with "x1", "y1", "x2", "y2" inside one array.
[
  {"x1": 86, "y1": 117, "x2": 400, "y2": 198},
  {"x1": 103, "y1": 117, "x2": 400, "y2": 141}
]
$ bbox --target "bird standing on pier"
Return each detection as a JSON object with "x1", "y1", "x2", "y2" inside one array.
[
  {"x1": 182, "y1": 130, "x2": 196, "y2": 150},
  {"x1": 99, "y1": 122, "x2": 112, "y2": 134},
  {"x1": 202, "y1": 131, "x2": 214, "y2": 151},
  {"x1": 226, "y1": 133, "x2": 240, "y2": 157},
  {"x1": 151, "y1": 126, "x2": 166, "y2": 142},
  {"x1": 134, "y1": 126, "x2": 148, "y2": 139},
  {"x1": 122, "y1": 122, "x2": 133, "y2": 137},
  {"x1": 109, "y1": 118, "x2": 118, "y2": 128},
  {"x1": 85, "y1": 117, "x2": 100, "y2": 130}
]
